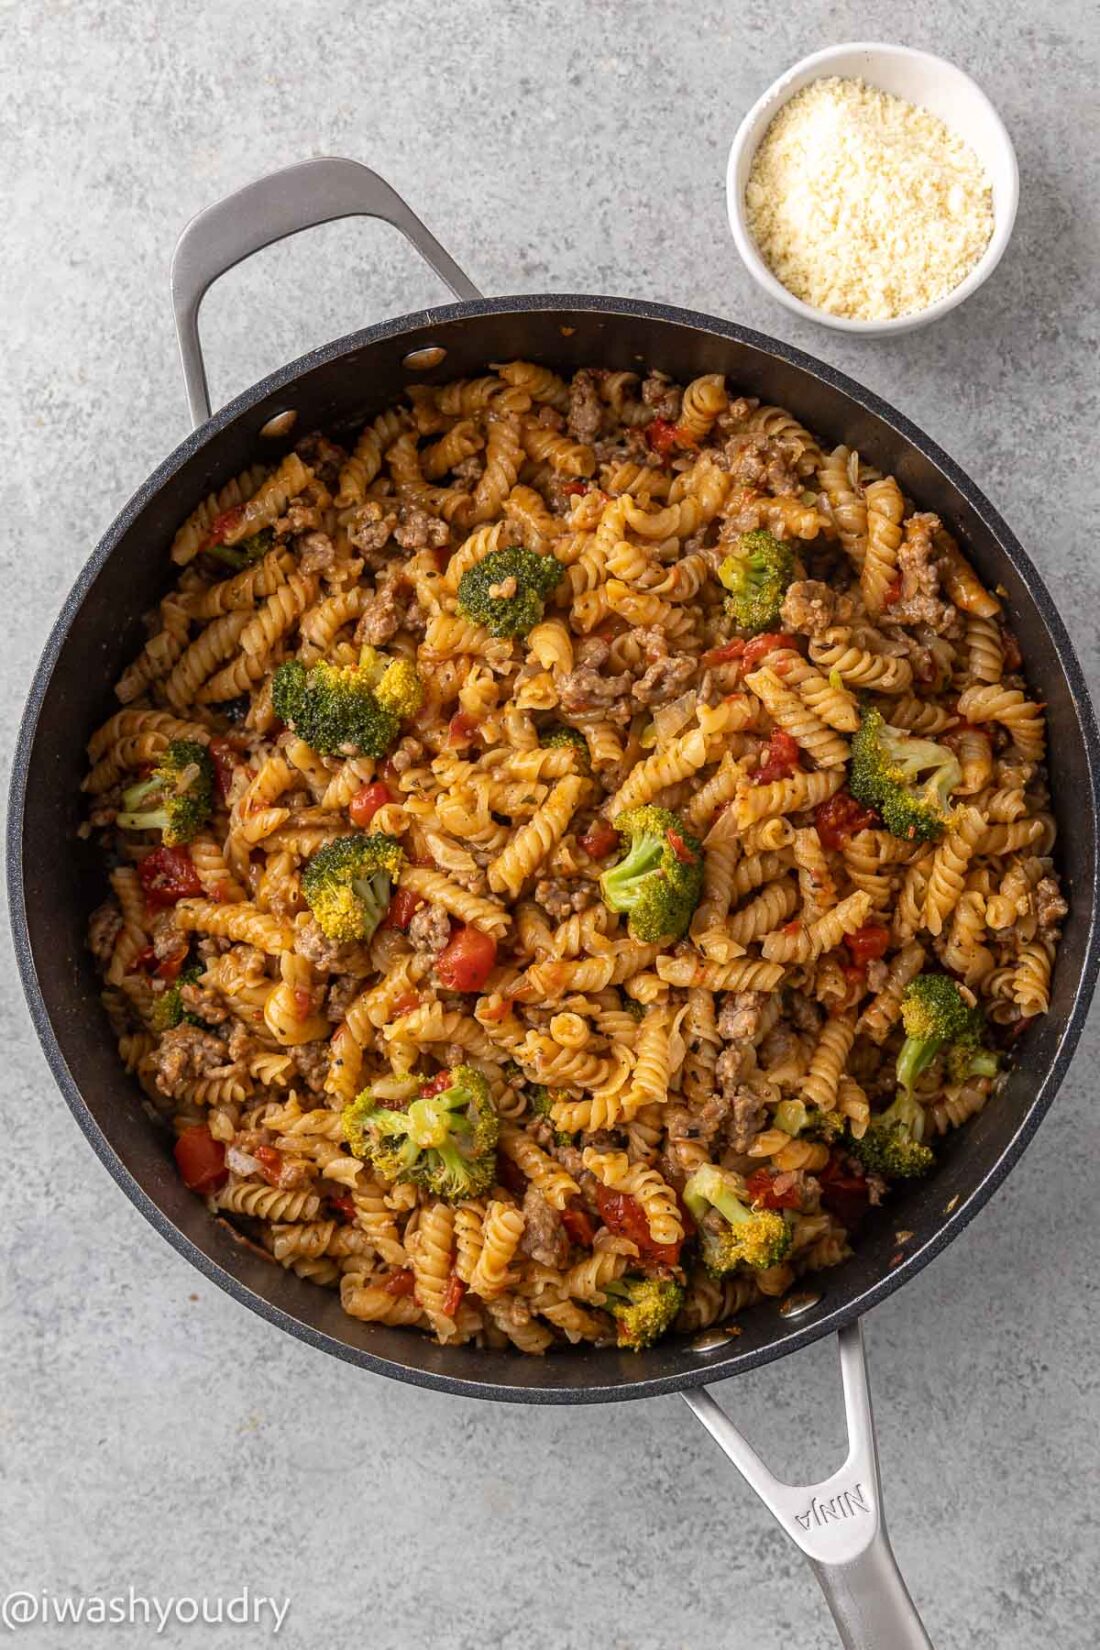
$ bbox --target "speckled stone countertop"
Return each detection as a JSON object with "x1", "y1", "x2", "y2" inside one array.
[{"x1": 2, "y1": 3, "x2": 1098, "y2": 1647}]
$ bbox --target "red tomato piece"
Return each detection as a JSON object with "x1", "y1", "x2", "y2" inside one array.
[
  {"x1": 818, "y1": 1155, "x2": 870, "y2": 1231},
  {"x1": 173, "y1": 1126, "x2": 228, "y2": 1195},
  {"x1": 441, "y1": 1274, "x2": 467, "y2": 1318},
  {"x1": 846, "y1": 924, "x2": 891, "y2": 966},
  {"x1": 138, "y1": 846, "x2": 203, "y2": 909},
  {"x1": 253, "y1": 1145, "x2": 284, "y2": 1186},
  {"x1": 580, "y1": 820, "x2": 620, "y2": 859},
  {"x1": 645, "y1": 418, "x2": 681, "y2": 458},
  {"x1": 814, "y1": 791, "x2": 879, "y2": 851},
  {"x1": 419, "y1": 1071, "x2": 453, "y2": 1097},
  {"x1": 436, "y1": 925, "x2": 497, "y2": 993},
  {"x1": 595, "y1": 1184, "x2": 682, "y2": 1266},
  {"x1": 742, "y1": 632, "x2": 798, "y2": 669},
  {"x1": 1001, "y1": 627, "x2": 1023, "y2": 673},
  {"x1": 384, "y1": 1268, "x2": 417, "y2": 1297},
  {"x1": 701, "y1": 637, "x2": 746, "y2": 670},
  {"x1": 207, "y1": 737, "x2": 237, "y2": 802},
  {"x1": 203, "y1": 505, "x2": 244, "y2": 549},
  {"x1": 666, "y1": 827, "x2": 697, "y2": 865},
  {"x1": 448, "y1": 712, "x2": 478, "y2": 749},
  {"x1": 348, "y1": 780, "x2": 392, "y2": 828},
  {"x1": 882, "y1": 575, "x2": 903, "y2": 607},
  {"x1": 560, "y1": 1205, "x2": 596, "y2": 1247},
  {"x1": 745, "y1": 1167, "x2": 802, "y2": 1210},
  {"x1": 383, "y1": 888, "x2": 425, "y2": 930},
  {"x1": 328, "y1": 1193, "x2": 357, "y2": 1223},
  {"x1": 156, "y1": 945, "x2": 190, "y2": 983},
  {"x1": 754, "y1": 728, "x2": 802, "y2": 786},
  {"x1": 563, "y1": 480, "x2": 589, "y2": 496},
  {"x1": 390, "y1": 991, "x2": 420, "y2": 1018}
]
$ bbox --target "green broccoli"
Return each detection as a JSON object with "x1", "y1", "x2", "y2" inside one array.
[
  {"x1": 538, "y1": 724, "x2": 591, "y2": 771},
  {"x1": 150, "y1": 960, "x2": 206, "y2": 1032},
  {"x1": 849, "y1": 707, "x2": 960, "y2": 843},
  {"x1": 599, "y1": 805, "x2": 703, "y2": 943},
  {"x1": 683, "y1": 1164, "x2": 792, "y2": 1276},
  {"x1": 301, "y1": 833, "x2": 405, "y2": 944},
  {"x1": 456, "y1": 545, "x2": 563, "y2": 638},
  {"x1": 342, "y1": 1065, "x2": 499, "y2": 1201},
  {"x1": 896, "y1": 974, "x2": 998, "y2": 1095},
  {"x1": 271, "y1": 652, "x2": 422, "y2": 757},
  {"x1": 601, "y1": 1276, "x2": 684, "y2": 1350},
  {"x1": 717, "y1": 529, "x2": 795, "y2": 633},
  {"x1": 848, "y1": 1088, "x2": 934, "y2": 1179},
  {"x1": 117, "y1": 740, "x2": 214, "y2": 846},
  {"x1": 529, "y1": 1084, "x2": 577, "y2": 1146},
  {"x1": 205, "y1": 528, "x2": 274, "y2": 572}
]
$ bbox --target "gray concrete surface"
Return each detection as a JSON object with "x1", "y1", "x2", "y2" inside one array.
[{"x1": 2, "y1": 2, "x2": 1098, "y2": 1646}]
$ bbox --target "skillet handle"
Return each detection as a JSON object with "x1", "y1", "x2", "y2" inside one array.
[
  {"x1": 682, "y1": 1322, "x2": 933, "y2": 1650},
  {"x1": 170, "y1": 156, "x2": 483, "y2": 428}
]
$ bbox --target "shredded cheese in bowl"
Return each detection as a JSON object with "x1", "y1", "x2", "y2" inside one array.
[{"x1": 745, "y1": 76, "x2": 994, "y2": 322}]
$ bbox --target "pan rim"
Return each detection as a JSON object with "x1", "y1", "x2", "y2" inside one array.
[{"x1": 9, "y1": 292, "x2": 1100, "y2": 1403}]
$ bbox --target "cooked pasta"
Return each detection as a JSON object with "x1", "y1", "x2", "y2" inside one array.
[{"x1": 82, "y1": 361, "x2": 1064, "y2": 1356}]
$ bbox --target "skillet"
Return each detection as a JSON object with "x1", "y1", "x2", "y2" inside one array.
[{"x1": 9, "y1": 158, "x2": 1099, "y2": 1648}]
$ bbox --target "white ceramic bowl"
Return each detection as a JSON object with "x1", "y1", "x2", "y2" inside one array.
[{"x1": 727, "y1": 42, "x2": 1019, "y2": 336}]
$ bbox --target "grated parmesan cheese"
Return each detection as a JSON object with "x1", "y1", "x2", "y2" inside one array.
[{"x1": 745, "y1": 76, "x2": 994, "y2": 321}]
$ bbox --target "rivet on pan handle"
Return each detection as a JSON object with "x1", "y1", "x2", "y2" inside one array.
[
  {"x1": 683, "y1": 1323, "x2": 934, "y2": 1650},
  {"x1": 170, "y1": 156, "x2": 484, "y2": 429}
]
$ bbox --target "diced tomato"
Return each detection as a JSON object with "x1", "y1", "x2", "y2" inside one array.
[
  {"x1": 882, "y1": 575, "x2": 903, "y2": 608},
  {"x1": 436, "y1": 924, "x2": 497, "y2": 993},
  {"x1": 815, "y1": 791, "x2": 879, "y2": 851},
  {"x1": 701, "y1": 637, "x2": 746, "y2": 670},
  {"x1": 560, "y1": 1205, "x2": 596, "y2": 1247},
  {"x1": 841, "y1": 963, "x2": 868, "y2": 996},
  {"x1": 645, "y1": 418, "x2": 681, "y2": 458},
  {"x1": 666, "y1": 828, "x2": 697, "y2": 865},
  {"x1": 207, "y1": 737, "x2": 237, "y2": 802},
  {"x1": 419, "y1": 1071, "x2": 453, "y2": 1097},
  {"x1": 385, "y1": 1268, "x2": 417, "y2": 1297},
  {"x1": 563, "y1": 480, "x2": 589, "y2": 496},
  {"x1": 580, "y1": 820, "x2": 620, "y2": 860},
  {"x1": 1000, "y1": 627, "x2": 1022, "y2": 672},
  {"x1": 595, "y1": 1184, "x2": 682, "y2": 1266},
  {"x1": 754, "y1": 728, "x2": 802, "y2": 786},
  {"x1": 328, "y1": 1193, "x2": 357, "y2": 1223},
  {"x1": 254, "y1": 1145, "x2": 284, "y2": 1186},
  {"x1": 846, "y1": 924, "x2": 891, "y2": 967},
  {"x1": 138, "y1": 846, "x2": 203, "y2": 910},
  {"x1": 743, "y1": 632, "x2": 798, "y2": 670},
  {"x1": 441, "y1": 1274, "x2": 467, "y2": 1318},
  {"x1": 156, "y1": 944, "x2": 190, "y2": 983},
  {"x1": 348, "y1": 780, "x2": 392, "y2": 828},
  {"x1": 448, "y1": 712, "x2": 478, "y2": 749},
  {"x1": 818, "y1": 1154, "x2": 870, "y2": 1231},
  {"x1": 391, "y1": 991, "x2": 420, "y2": 1018},
  {"x1": 383, "y1": 887, "x2": 425, "y2": 930},
  {"x1": 173, "y1": 1126, "x2": 228, "y2": 1195},
  {"x1": 203, "y1": 505, "x2": 244, "y2": 549},
  {"x1": 745, "y1": 1167, "x2": 802, "y2": 1211}
]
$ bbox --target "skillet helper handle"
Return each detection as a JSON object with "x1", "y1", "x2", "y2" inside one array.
[
  {"x1": 682, "y1": 1322, "x2": 933, "y2": 1650},
  {"x1": 170, "y1": 156, "x2": 483, "y2": 429}
]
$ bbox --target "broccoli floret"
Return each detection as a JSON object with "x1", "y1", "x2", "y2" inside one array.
[
  {"x1": 150, "y1": 960, "x2": 205, "y2": 1032},
  {"x1": 849, "y1": 707, "x2": 960, "y2": 843},
  {"x1": 456, "y1": 545, "x2": 563, "y2": 638},
  {"x1": 302, "y1": 833, "x2": 405, "y2": 944},
  {"x1": 601, "y1": 1275, "x2": 684, "y2": 1350},
  {"x1": 895, "y1": 974, "x2": 994, "y2": 1095},
  {"x1": 684, "y1": 1164, "x2": 792, "y2": 1276},
  {"x1": 342, "y1": 1065, "x2": 499, "y2": 1202},
  {"x1": 205, "y1": 528, "x2": 274, "y2": 572},
  {"x1": 717, "y1": 529, "x2": 795, "y2": 633},
  {"x1": 117, "y1": 740, "x2": 214, "y2": 846},
  {"x1": 600, "y1": 805, "x2": 703, "y2": 943},
  {"x1": 529, "y1": 1084, "x2": 577, "y2": 1146},
  {"x1": 848, "y1": 1088, "x2": 935, "y2": 1179},
  {"x1": 538, "y1": 724, "x2": 591, "y2": 770},
  {"x1": 272, "y1": 653, "x2": 422, "y2": 757}
]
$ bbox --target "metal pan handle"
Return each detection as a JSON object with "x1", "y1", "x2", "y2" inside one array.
[
  {"x1": 170, "y1": 156, "x2": 484, "y2": 429},
  {"x1": 683, "y1": 1322, "x2": 933, "y2": 1650}
]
